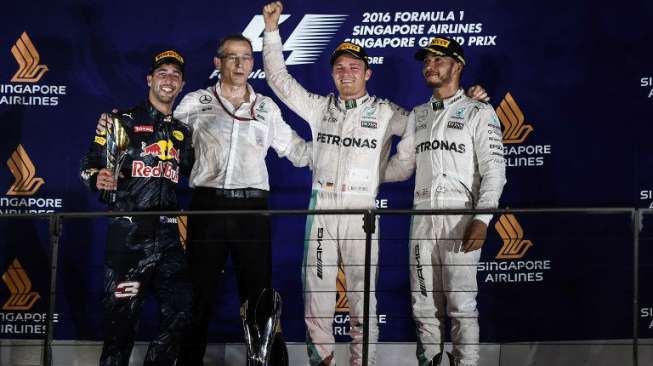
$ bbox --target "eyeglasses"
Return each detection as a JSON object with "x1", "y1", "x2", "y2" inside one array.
[{"x1": 220, "y1": 54, "x2": 253, "y2": 64}]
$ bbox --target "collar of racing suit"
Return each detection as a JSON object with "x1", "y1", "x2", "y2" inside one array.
[
  {"x1": 146, "y1": 100, "x2": 173, "y2": 123},
  {"x1": 336, "y1": 93, "x2": 370, "y2": 110},
  {"x1": 430, "y1": 88, "x2": 465, "y2": 111}
]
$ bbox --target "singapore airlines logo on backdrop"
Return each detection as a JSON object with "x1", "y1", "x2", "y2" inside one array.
[
  {"x1": 0, "y1": 259, "x2": 59, "y2": 336},
  {"x1": 494, "y1": 214, "x2": 533, "y2": 259},
  {"x1": 496, "y1": 93, "x2": 532, "y2": 144},
  {"x1": 332, "y1": 261, "x2": 386, "y2": 336},
  {"x1": 2, "y1": 259, "x2": 40, "y2": 311},
  {"x1": 178, "y1": 215, "x2": 188, "y2": 249},
  {"x1": 1, "y1": 32, "x2": 67, "y2": 106},
  {"x1": 1, "y1": 145, "x2": 63, "y2": 214},
  {"x1": 335, "y1": 262, "x2": 349, "y2": 312},
  {"x1": 477, "y1": 214, "x2": 552, "y2": 284},
  {"x1": 10, "y1": 32, "x2": 48, "y2": 83},
  {"x1": 6, "y1": 145, "x2": 44, "y2": 196},
  {"x1": 496, "y1": 93, "x2": 552, "y2": 167},
  {"x1": 333, "y1": 262, "x2": 351, "y2": 336}
]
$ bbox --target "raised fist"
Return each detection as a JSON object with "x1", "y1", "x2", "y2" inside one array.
[{"x1": 263, "y1": 2, "x2": 283, "y2": 31}]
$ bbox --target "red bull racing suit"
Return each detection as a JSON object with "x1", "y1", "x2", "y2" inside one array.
[
  {"x1": 80, "y1": 101, "x2": 194, "y2": 366},
  {"x1": 385, "y1": 89, "x2": 506, "y2": 366},
  {"x1": 263, "y1": 30, "x2": 408, "y2": 366}
]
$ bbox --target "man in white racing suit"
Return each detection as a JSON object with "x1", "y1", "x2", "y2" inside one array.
[
  {"x1": 385, "y1": 37, "x2": 506, "y2": 366},
  {"x1": 262, "y1": 2, "x2": 408, "y2": 365}
]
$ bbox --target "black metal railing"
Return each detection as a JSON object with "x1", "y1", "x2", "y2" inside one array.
[{"x1": 0, "y1": 207, "x2": 645, "y2": 366}]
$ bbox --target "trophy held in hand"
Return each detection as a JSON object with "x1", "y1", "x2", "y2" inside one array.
[{"x1": 101, "y1": 113, "x2": 130, "y2": 204}]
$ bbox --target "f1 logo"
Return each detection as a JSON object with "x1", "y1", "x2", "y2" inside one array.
[
  {"x1": 114, "y1": 281, "x2": 140, "y2": 299},
  {"x1": 242, "y1": 13, "x2": 348, "y2": 65},
  {"x1": 242, "y1": 14, "x2": 291, "y2": 53}
]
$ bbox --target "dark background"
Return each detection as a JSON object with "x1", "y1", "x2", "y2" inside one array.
[{"x1": 0, "y1": 0, "x2": 651, "y2": 343}]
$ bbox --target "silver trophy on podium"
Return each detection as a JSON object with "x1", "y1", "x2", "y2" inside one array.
[
  {"x1": 101, "y1": 113, "x2": 130, "y2": 203},
  {"x1": 241, "y1": 288, "x2": 288, "y2": 366}
]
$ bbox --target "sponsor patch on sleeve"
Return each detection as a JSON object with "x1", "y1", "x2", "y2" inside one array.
[
  {"x1": 134, "y1": 125, "x2": 154, "y2": 133},
  {"x1": 94, "y1": 136, "x2": 106, "y2": 145},
  {"x1": 172, "y1": 130, "x2": 184, "y2": 141}
]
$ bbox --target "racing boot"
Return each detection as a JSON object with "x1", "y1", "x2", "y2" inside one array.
[
  {"x1": 429, "y1": 351, "x2": 455, "y2": 366},
  {"x1": 450, "y1": 352, "x2": 476, "y2": 366}
]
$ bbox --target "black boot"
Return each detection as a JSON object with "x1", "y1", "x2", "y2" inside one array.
[
  {"x1": 429, "y1": 351, "x2": 454, "y2": 366},
  {"x1": 429, "y1": 352, "x2": 443, "y2": 366}
]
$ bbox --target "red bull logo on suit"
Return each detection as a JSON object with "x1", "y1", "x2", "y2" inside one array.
[{"x1": 140, "y1": 140, "x2": 179, "y2": 162}]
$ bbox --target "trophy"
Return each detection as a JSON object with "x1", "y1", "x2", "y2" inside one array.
[
  {"x1": 240, "y1": 288, "x2": 288, "y2": 366},
  {"x1": 101, "y1": 113, "x2": 130, "y2": 203}
]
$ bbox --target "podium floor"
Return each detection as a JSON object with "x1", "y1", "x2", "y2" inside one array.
[{"x1": 0, "y1": 339, "x2": 650, "y2": 365}]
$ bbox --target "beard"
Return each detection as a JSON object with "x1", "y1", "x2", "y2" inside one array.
[
  {"x1": 426, "y1": 80, "x2": 443, "y2": 88},
  {"x1": 154, "y1": 92, "x2": 175, "y2": 104},
  {"x1": 424, "y1": 69, "x2": 452, "y2": 89}
]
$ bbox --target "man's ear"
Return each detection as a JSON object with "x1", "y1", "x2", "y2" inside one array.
[
  {"x1": 454, "y1": 61, "x2": 464, "y2": 77},
  {"x1": 365, "y1": 67, "x2": 372, "y2": 81},
  {"x1": 147, "y1": 74, "x2": 152, "y2": 88},
  {"x1": 214, "y1": 56, "x2": 221, "y2": 70}
]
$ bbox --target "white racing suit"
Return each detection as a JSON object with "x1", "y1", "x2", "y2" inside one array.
[
  {"x1": 385, "y1": 89, "x2": 506, "y2": 366},
  {"x1": 263, "y1": 30, "x2": 408, "y2": 366}
]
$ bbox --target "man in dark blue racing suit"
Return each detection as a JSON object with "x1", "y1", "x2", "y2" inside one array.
[{"x1": 80, "y1": 49, "x2": 194, "y2": 366}]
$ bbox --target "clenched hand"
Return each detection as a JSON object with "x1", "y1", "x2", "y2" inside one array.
[{"x1": 263, "y1": 1, "x2": 283, "y2": 32}]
